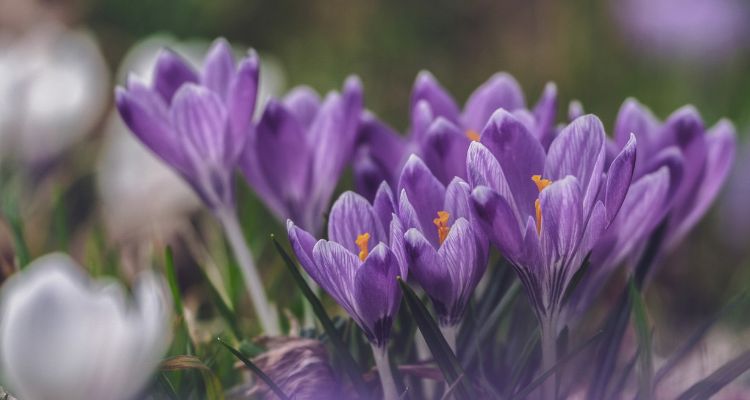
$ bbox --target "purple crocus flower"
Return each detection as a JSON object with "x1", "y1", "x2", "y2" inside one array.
[
  {"x1": 116, "y1": 38, "x2": 258, "y2": 211},
  {"x1": 396, "y1": 155, "x2": 488, "y2": 349},
  {"x1": 611, "y1": 100, "x2": 736, "y2": 255},
  {"x1": 287, "y1": 189, "x2": 406, "y2": 400},
  {"x1": 242, "y1": 78, "x2": 363, "y2": 234},
  {"x1": 467, "y1": 110, "x2": 637, "y2": 387},
  {"x1": 352, "y1": 111, "x2": 408, "y2": 201},
  {"x1": 116, "y1": 38, "x2": 280, "y2": 334}
]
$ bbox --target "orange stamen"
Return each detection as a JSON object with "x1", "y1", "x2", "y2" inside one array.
[
  {"x1": 465, "y1": 129, "x2": 481, "y2": 142},
  {"x1": 356, "y1": 233, "x2": 371, "y2": 262},
  {"x1": 532, "y1": 175, "x2": 552, "y2": 192},
  {"x1": 433, "y1": 211, "x2": 451, "y2": 245}
]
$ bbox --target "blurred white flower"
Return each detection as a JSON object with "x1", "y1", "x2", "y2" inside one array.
[
  {"x1": 0, "y1": 253, "x2": 172, "y2": 400},
  {"x1": 0, "y1": 22, "x2": 109, "y2": 164},
  {"x1": 96, "y1": 34, "x2": 285, "y2": 243}
]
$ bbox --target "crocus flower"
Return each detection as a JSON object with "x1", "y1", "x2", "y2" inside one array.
[
  {"x1": 242, "y1": 77, "x2": 363, "y2": 234},
  {"x1": 0, "y1": 254, "x2": 171, "y2": 400},
  {"x1": 287, "y1": 189, "x2": 406, "y2": 400},
  {"x1": 397, "y1": 155, "x2": 488, "y2": 349},
  {"x1": 468, "y1": 110, "x2": 637, "y2": 387},
  {"x1": 116, "y1": 38, "x2": 280, "y2": 334},
  {"x1": 409, "y1": 71, "x2": 558, "y2": 185},
  {"x1": 611, "y1": 100, "x2": 736, "y2": 258},
  {"x1": 352, "y1": 111, "x2": 408, "y2": 201}
]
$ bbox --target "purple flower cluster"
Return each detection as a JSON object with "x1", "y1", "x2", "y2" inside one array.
[{"x1": 114, "y1": 38, "x2": 736, "y2": 399}]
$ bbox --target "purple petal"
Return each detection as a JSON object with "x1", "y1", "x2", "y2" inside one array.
[
  {"x1": 532, "y1": 82, "x2": 558, "y2": 149},
  {"x1": 398, "y1": 189, "x2": 423, "y2": 233},
  {"x1": 389, "y1": 216, "x2": 408, "y2": 279},
  {"x1": 670, "y1": 119, "x2": 736, "y2": 247},
  {"x1": 465, "y1": 142, "x2": 519, "y2": 218},
  {"x1": 311, "y1": 240, "x2": 359, "y2": 320},
  {"x1": 170, "y1": 84, "x2": 228, "y2": 163},
  {"x1": 286, "y1": 220, "x2": 318, "y2": 280},
  {"x1": 353, "y1": 243, "x2": 400, "y2": 345},
  {"x1": 539, "y1": 176, "x2": 583, "y2": 269},
  {"x1": 201, "y1": 38, "x2": 236, "y2": 100},
  {"x1": 225, "y1": 51, "x2": 259, "y2": 160},
  {"x1": 115, "y1": 83, "x2": 188, "y2": 174},
  {"x1": 471, "y1": 186, "x2": 523, "y2": 260},
  {"x1": 284, "y1": 86, "x2": 322, "y2": 127},
  {"x1": 544, "y1": 115, "x2": 607, "y2": 216},
  {"x1": 419, "y1": 118, "x2": 470, "y2": 183},
  {"x1": 568, "y1": 100, "x2": 584, "y2": 121},
  {"x1": 328, "y1": 191, "x2": 387, "y2": 255},
  {"x1": 411, "y1": 100, "x2": 435, "y2": 142},
  {"x1": 480, "y1": 109, "x2": 545, "y2": 219},
  {"x1": 410, "y1": 71, "x2": 461, "y2": 126},
  {"x1": 397, "y1": 155, "x2": 447, "y2": 244},
  {"x1": 354, "y1": 112, "x2": 407, "y2": 199},
  {"x1": 462, "y1": 73, "x2": 525, "y2": 132},
  {"x1": 604, "y1": 133, "x2": 637, "y2": 224},
  {"x1": 373, "y1": 182, "x2": 396, "y2": 231},
  {"x1": 152, "y1": 49, "x2": 199, "y2": 104},
  {"x1": 404, "y1": 228, "x2": 446, "y2": 301},
  {"x1": 444, "y1": 178, "x2": 472, "y2": 221},
  {"x1": 254, "y1": 100, "x2": 311, "y2": 218}
]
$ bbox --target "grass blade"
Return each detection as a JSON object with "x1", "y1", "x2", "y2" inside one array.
[
  {"x1": 217, "y1": 338, "x2": 290, "y2": 400},
  {"x1": 504, "y1": 327, "x2": 540, "y2": 397},
  {"x1": 164, "y1": 247, "x2": 184, "y2": 318},
  {"x1": 675, "y1": 350, "x2": 750, "y2": 400},
  {"x1": 271, "y1": 235, "x2": 368, "y2": 394},
  {"x1": 462, "y1": 280, "x2": 521, "y2": 366},
  {"x1": 510, "y1": 330, "x2": 604, "y2": 400},
  {"x1": 161, "y1": 355, "x2": 224, "y2": 400},
  {"x1": 398, "y1": 277, "x2": 477, "y2": 399}
]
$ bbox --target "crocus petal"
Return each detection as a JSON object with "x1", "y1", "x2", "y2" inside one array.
[
  {"x1": 353, "y1": 243, "x2": 400, "y2": 346},
  {"x1": 254, "y1": 100, "x2": 311, "y2": 215},
  {"x1": 398, "y1": 189, "x2": 423, "y2": 233},
  {"x1": 152, "y1": 49, "x2": 199, "y2": 103},
  {"x1": 311, "y1": 240, "x2": 359, "y2": 319},
  {"x1": 480, "y1": 109, "x2": 545, "y2": 219},
  {"x1": 287, "y1": 220, "x2": 318, "y2": 278},
  {"x1": 544, "y1": 115, "x2": 606, "y2": 216},
  {"x1": 462, "y1": 72, "x2": 525, "y2": 132},
  {"x1": 420, "y1": 117, "x2": 470, "y2": 183},
  {"x1": 471, "y1": 186, "x2": 523, "y2": 260},
  {"x1": 568, "y1": 100, "x2": 584, "y2": 121},
  {"x1": 170, "y1": 84, "x2": 228, "y2": 163},
  {"x1": 389, "y1": 216, "x2": 408, "y2": 279},
  {"x1": 411, "y1": 100, "x2": 435, "y2": 142},
  {"x1": 671, "y1": 119, "x2": 737, "y2": 247},
  {"x1": 354, "y1": 111, "x2": 407, "y2": 199},
  {"x1": 410, "y1": 71, "x2": 461, "y2": 125},
  {"x1": 225, "y1": 51, "x2": 259, "y2": 158},
  {"x1": 373, "y1": 181, "x2": 396, "y2": 231},
  {"x1": 327, "y1": 191, "x2": 387, "y2": 255},
  {"x1": 444, "y1": 178, "x2": 473, "y2": 221},
  {"x1": 115, "y1": 83, "x2": 188, "y2": 175},
  {"x1": 532, "y1": 82, "x2": 558, "y2": 149},
  {"x1": 604, "y1": 133, "x2": 637, "y2": 224},
  {"x1": 614, "y1": 98, "x2": 658, "y2": 157},
  {"x1": 201, "y1": 38, "x2": 236, "y2": 100},
  {"x1": 404, "y1": 228, "x2": 448, "y2": 303},
  {"x1": 284, "y1": 86, "x2": 322, "y2": 127},
  {"x1": 539, "y1": 176, "x2": 583, "y2": 272},
  {"x1": 398, "y1": 155, "x2": 447, "y2": 244}
]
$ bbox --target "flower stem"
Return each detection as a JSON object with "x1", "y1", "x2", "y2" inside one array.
[
  {"x1": 540, "y1": 315, "x2": 558, "y2": 399},
  {"x1": 371, "y1": 344, "x2": 399, "y2": 400},
  {"x1": 217, "y1": 209, "x2": 280, "y2": 335}
]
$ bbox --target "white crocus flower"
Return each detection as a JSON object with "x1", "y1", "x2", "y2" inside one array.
[{"x1": 0, "y1": 254, "x2": 172, "y2": 400}]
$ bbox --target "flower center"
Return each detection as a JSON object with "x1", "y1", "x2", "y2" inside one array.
[
  {"x1": 355, "y1": 233, "x2": 371, "y2": 262},
  {"x1": 531, "y1": 175, "x2": 552, "y2": 233},
  {"x1": 465, "y1": 129, "x2": 480, "y2": 142},
  {"x1": 433, "y1": 211, "x2": 451, "y2": 245}
]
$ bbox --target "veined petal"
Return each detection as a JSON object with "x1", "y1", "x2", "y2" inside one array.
[
  {"x1": 420, "y1": 117, "x2": 470, "y2": 183},
  {"x1": 287, "y1": 220, "x2": 318, "y2": 278},
  {"x1": 152, "y1": 49, "x2": 199, "y2": 104},
  {"x1": 389, "y1": 216, "x2": 408, "y2": 279},
  {"x1": 398, "y1": 155, "x2": 447, "y2": 244},
  {"x1": 201, "y1": 38, "x2": 236, "y2": 100},
  {"x1": 398, "y1": 189, "x2": 423, "y2": 233},
  {"x1": 404, "y1": 228, "x2": 447, "y2": 303},
  {"x1": 225, "y1": 51, "x2": 259, "y2": 159},
  {"x1": 255, "y1": 100, "x2": 311, "y2": 210},
  {"x1": 170, "y1": 84, "x2": 228, "y2": 163},
  {"x1": 328, "y1": 192, "x2": 387, "y2": 255},
  {"x1": 466, "y1": 141, "x2": 519, "y2": 219},
  {"x1": 283, "y1": 86, "x2": 321, "y2": 127},
  {"x1": 353, "y1": 243, "x2": 400, "y2": 346},
  {"x1": 545, "y1": 115, "x2": 606, "y2": 216},
  {"x1": 444, "y1": 178, "x2": 473, "y2": 221},
  {"x1": 462, "y1": 72, "x2": 525, "y2": 132},
  {"x1": 539, "y1": 176, "x2": 583, "y2": 270},
  {"x1": 410, "y1": 71, "x2": 461, "y2": 125},
  {"x1": 471, "y1": 186, "x2": 523, "y2": 260},
  {"x1": 373, "y1": 181, "x2": 396, "y2": 231},
  {"x1": 532, "y1": 82, "x2": 557, "y2": 149},
  {"x1": 614, "y1": 99, "x2": 658, "y2": 169},
  {"x1": 480, "y1": 109, "x2": 545, "y2": 219},
  {"x1": 604, "y1": 133, "x2": 637, "y2": 224},
  {"x1": 311, "y1": 240, "x2": 359, "y2": 320}
]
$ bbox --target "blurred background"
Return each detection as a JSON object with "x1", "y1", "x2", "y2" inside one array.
[{"x1": 1, "y1": 0, "x2": 750, "y2": 370}]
